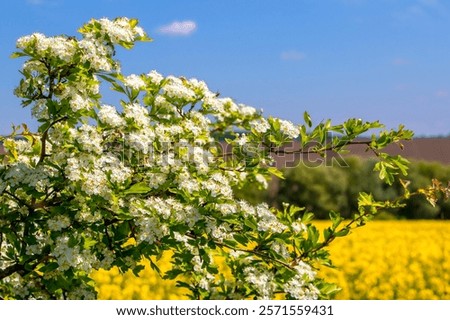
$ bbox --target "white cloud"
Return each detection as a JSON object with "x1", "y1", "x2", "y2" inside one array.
[
  {"x1": 280, "y1": 50, "x2": 306, "y2": 61},
  {"x1": 158, "y1": 20, "x2": 197, "y2": 36}
]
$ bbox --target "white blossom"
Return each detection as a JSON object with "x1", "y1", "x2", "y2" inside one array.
[
  {"x1": 4, "y1": 162, "x2": 52, "y2": 192},
  {"x1": 244, "y1": 266, "x2": 275, "y2": 299},
  {"x1": 250, "y1": 118, "x2": 270, "y2": 133},
  {"x1": 123, "y1": 74, "x2": 145, "y2": 90},
  {"x1": 188, "y1": 78, "x2": 209, "y2": 95},
  {"x1": 17, "y1": 33, "x2": 76, "y2": 62},
  {"x1": 163, "y1": 76, "x2": 196, "y2": 101},
  {"x1": 69, "y1": 93, "x2": 92, "y2": 112},
  {"x1": 271, "y1": 241, "x2": 290, "y2": 259},
  {"x1": 126, "y1": 129, "x2": 155, "y2": 154},
  {"x1": 292, "y1": 221, "x2": 307, "y2": 234},
  {"x1": 146, "y1": 172, "x2": 167, "y2": 189},
  {"x1": 98, "y1": 104, "x2": 125, "y2": 127},
  {"x1": 279, "y1": 119, "x2": 300, "y2": 139},
  {"x1": 78, "y1": 38, "x2": 113, "y2": 71},
  {"x1": 147, "y1": 70, "x2": 164, "y2": 85},
  {"x1": 98, "y1": 18, "x2": 134, "y2": 43},
  {"x1": 235, "y1": 134, "x2": 248, "y2": 146},
  {"x1": 123, "y1": 103, "x2": 149, "y2": 127},
  {"x1": 47, "y1": 215, "x2": 71, "y2": 231},
  {"x1": 71, "y1": 124, "x2": 103, "y2": 154},
  {"x1": 66, "y1": 284, "x2": 96, "y2": 300},
  {"x1": 255, "y1": 174, "x2": 268, "y2": 189},
  {"x1": 98, "y1": 153, "x2": 132, "y2": 184},
  {"x1": 238, "y1": 104, "x2": 257, "y2": 117},
  {"x1": 283, "y1": 262, "x2": 319, "y2": 299},
  {"x1": 52, "y1": 235, "x2": 97, "y2": 273},
  {"x1": 255, "y1": 203, "x2": 287, "y2": 233},
  {"x1": 216, "y1": 203, "x2": 237, "y2": 216}
]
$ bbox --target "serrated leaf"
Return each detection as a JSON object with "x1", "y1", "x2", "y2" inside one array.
[
  {"x1": 323, "y1": 227, "x2": 333, "y2": 241},
  {"x1": 307, "y1": 226, "x2": 319, "y2": 245},
  {"x1": 132, "y1": 264, "x2": 145, "y2": 276},
  {"x1": 329, "y1": 211, "x2": 343, "y2": 229},
  {"x1": 176, "y1": 281, "x2": 193, "y2": 289},
  {"x1": 163, "y1": 269, "x2": 184, "y2": 280},
  {"x1": 358, "y1": 192, "x2": 374, "y2": 206},
  {"x1": 301, "y1": 211, "x2": 315, "y2": 224}
]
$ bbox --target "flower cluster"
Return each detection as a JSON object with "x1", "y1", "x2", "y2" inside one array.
[{"x1": 16, "y1": 33, "x2": 77, "y2": 63}]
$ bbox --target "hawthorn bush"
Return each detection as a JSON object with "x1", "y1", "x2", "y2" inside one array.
[{"x1": 0, "y1": 17, "x2": 446, "y2": 299}]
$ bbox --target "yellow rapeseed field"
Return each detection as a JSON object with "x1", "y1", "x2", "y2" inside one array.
[{"x1": 91, "y1": 220, "x2": 450, "y2": 299}]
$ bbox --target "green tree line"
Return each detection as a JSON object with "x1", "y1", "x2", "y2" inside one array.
[{"x1": 236, "y1": 157, "x2": 450, "y2": 219}]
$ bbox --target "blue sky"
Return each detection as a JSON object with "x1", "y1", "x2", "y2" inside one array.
[{"x1": 1, "y1": 0, "x2": 449, "y2": 136}]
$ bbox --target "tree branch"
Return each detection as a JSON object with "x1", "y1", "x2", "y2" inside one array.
[
  {"x1": 184, "y1": 232, "x2": 295, "y2": 271},
  {"x1": 217, "y1": 139, "x2": 374, "y2": 159},
  {"x1": 38, "y1": 116, "x2": 68, "y2": 164}
]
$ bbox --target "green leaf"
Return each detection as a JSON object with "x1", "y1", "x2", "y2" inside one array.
[
  {"x1": 39, "y1": 262, "x2": 59, "y2": 273},
  {"x1": 334, "y1": 227, "x2": 350, "y2": 237},
  {"x1": 329, "y1": 211, "x2": 343, "y2": 229},
  {"x1": 358, "y1": 192, "x2": 374, "y2": 207},
  {"x1": 223, "y1": 239, "x2": 239, "y2": 248},
  {"x1": 129, "y1": 18, "x2": 139, "y2": 28},
  {"x1": 116, "y1": 222, "x2": 131, "y2": 240},
  {"x1": 301, "y1": 211, "x2": 315, "y2": 224},
  {"x1": 132, "y1": 264, "x2": 145, "y2": 276},
  {"x1": 97, "y1": 73, "x2": 118, "y2": 83},
  {"x1": 111, "y1": 82, "x2": 126, "y2": 94},
  {"x1": 123, "y1": 182, "x2": 151, "y2": 195},
  {"x1": 317, "y1": 282, "x2": 341, "y2": 298},
  {"x1": 176, "y1": 281, "x2": 193, "y2": 289},
  {"x1": 267, "y1": 166, "x2": 285, "y2": 179},
  {"x1": 244, "y1": 217, "x2": 258, "y2": 230},
  {"x1": 149, "y1": 258, "x2": 161, "y2": 275},
  {"x1": 269, "y1": 117, "x2": 280, "y2": 131},
  {"x1": 392, "y1": 155, "x2": 410, "y2": 176},
  {"x1": 233, "y1": 234, "x2": 249, "y2": 246},
  {"x1": 82, "y1": 238, "x2": 97, "y2": 249},
  {"x1": 374, "y1": 161, "x2": 395, "y2": 185},
  {"x1": 10, "y1": 52, "x2": 27, "y2": 59},
  {"x1": 119, "y1": 41, "x2": 134, "y2": 50},
  {"x1": 68, "y1": 236, "x2": 79, "y2": 248},
  {"x1": 307, "y1": 225, "x2": 319, "y2": 245},
  {"x1": 323, "y1": 227, "x2": 333, "y2": 241},
  {"x1": 303, "y1": 111, "x2": 312, "y2": 127}
]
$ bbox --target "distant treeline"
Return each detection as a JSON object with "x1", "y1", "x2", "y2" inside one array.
[{"x1": 235, "y1": 157, "x2": 450, "y2": 220}]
